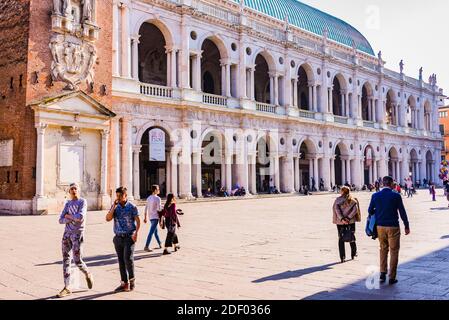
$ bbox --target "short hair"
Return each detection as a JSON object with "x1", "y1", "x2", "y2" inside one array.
[
  {"x1": 116, "y1": 186, "x2": 127, "y2": 194},
  {"x1": 151, "y1": 185, "x2": 159, "y2": 193},
  {"x1": 383, "y1": 176, "x2": 394, "y2": 187}
]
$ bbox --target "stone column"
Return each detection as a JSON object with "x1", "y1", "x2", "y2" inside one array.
[
  {"x1": 112, "y1": 1, "x2": 120, "y2": 76},
  {"x1": 373, "y1": 160, "x2": 378, "y2": 182},
  {"x1": 193, "y1": 151, "x2": 202, "y2": 198},
  {"x1": 221, "y1": 62, "x2": 226, "y2": 96},
  {"x1": 226, "y1": 63, "x2": 231, "y2": 97},
  {"x1": 330, "y1": 157, "x2": 336, "y2": 187},
  {"x1": 100, "y1": 130, "x2": 111, "y2": 208},
  {"x1": 328, "y1": 87, "x2": 333, "y2": 113},
  {"x1": 346, "y1": 159, "x2": 352, "y2": 184},
  {"x1": 353, "y1": 156, "x2": 362, "y2": 189},
  {"x1": 132, "y1": 145, "x2": 141, "y2": 200},
  {"x1": 274, "y1": 75, "x2": 279, "y2": 105},
  {"x1": 308, "y1": 85, "x2": 313, "y2": 110},
  {"x1": 250, "y1": 67, "x2": 255, "y2": 100},
  {"x1": 195, "y1": 52, "x2": 202, "y2": 92},
  {"x1": 120, "y1": 4, "x2": 131, "y2": 78},
  {"x1": 179, "y1": 148, "x2": 192, "y2": 199},
  {"x1": 250, "y1": 154, "x2": 257, "y2": 195},
  {"x1": 120, "y1": 117, "x2": 132, "y2": 191},
  {"x1": 309, "y1": 158, "x2": 314, "y2": 188},
  {"x1": 166, "y1": 151, "x2": 171, "y2": 194},
  {"x1": 171, "y1": 48, "x2": 178, "y2": 87},
  {"x1": 312, "y1": 85, "x2": 318, "y2": 112},
  {"x1": 226, "y1": 154, "x2": 232, "y2": 193},
  {"x1": 131, "y1": 35, "x2": 140, "y2": 80},
  {"x1": 322, "y1": 156, "x2": 331, "y2": 191},
  {"x1": 35, "y1": 123, "x2": 47, "y2": 198},
  {"x1": 237, "y1": 149, "x2": 249, "y2": 193},
  {"x1": 313, "y1": 157, "x2": 319, "y2": 190},
  {"x1": 340, "y1": 93, "x2": 345, "y2": 116},
  {"x1": 357, "y1": 95, "x2": 362, "y2": 119},
  {"x1": 274, "y1": 154, "x2": 281, "y2": 192},
  {"x1": 285, "y1": 154, "x2": 295, "y2": 193},
  {"x1": 292, "y1": 79, "x2": 298, "y2": 107},
  {"x1": 294, "y1": 157, "x2": 300, "y2": 191},
  {"x1": 112, "y1": 118, "x2": 121, "y2": 190},
  {"x1": 180, "y1": 15, "x2": 190, "y2": 89},
  {"x1": 269, "y1": 75, "x2": 275, "y2": 104},
  {"x1": 170, "y1": 150, "x2": 178, "y2": 197}
]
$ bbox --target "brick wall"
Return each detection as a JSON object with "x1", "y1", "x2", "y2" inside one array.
[{"x1": 0, "y1": 0, "x2": 34, "y2": 200}]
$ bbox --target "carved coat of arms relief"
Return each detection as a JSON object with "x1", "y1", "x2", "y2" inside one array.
[{"x1": 49, "y1": 0, "x2": 100, "y2": 90}]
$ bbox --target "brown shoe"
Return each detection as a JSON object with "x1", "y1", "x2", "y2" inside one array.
[
  {"x1": 130, "y1": 278, "x2": 135, "y2": 291},
  {"x1": 57, "y1": 287, "x2": 72, "y2": 298},
  {"x1": 114, "y1": 282, "x2": 130, "y2": 293},
  {"x1": 86, "y1": 273, "x2": 94, "y2": 289}
]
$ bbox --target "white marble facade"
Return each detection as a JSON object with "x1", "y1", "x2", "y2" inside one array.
[{"x1": 110, "y1": 0, "x2": 444, "y2": 200}]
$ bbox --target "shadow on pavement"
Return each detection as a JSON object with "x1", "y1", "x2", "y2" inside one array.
[
  {"x1": 302, "y1": 245, "x2": 449, "y2": 300},
  {"x1": 430, "y1": 207, "x2": 449, "y2": 211},
  {"x1": 252, "y1": 262, "x2": 340, "y2": 283},
  {"x1": 35, "y1": 252, "x2": 163, "y2": 268},
  {"x1": 68, "y1": 291, "x2": 117, "y2": 300}
]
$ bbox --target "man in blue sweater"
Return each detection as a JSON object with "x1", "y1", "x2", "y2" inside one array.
[{"x1": 368, "y1": 176, "x2": 410, "y2": 285}]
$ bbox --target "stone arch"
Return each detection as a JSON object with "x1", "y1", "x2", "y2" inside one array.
[
  {"x1": 135, "y1": 120, "x2": 174, "y2": 146},
  {"x1": 252, "y1": 49, "x2": 276, "y2": 72},
  {"x1": 134, "y1": 17, "x2": 174, "y2": 47},
  {"x1": 385, "y1": 89, "x2": 398, "y2": 125},
  {"x1": 361, "y1": 82, "x2": 374, "y2": 121},
  {"x1": 254, "y1": 52, "x2": 276, "y2": 104},
  {"x1": 197, "y1": 33, "x2": 229, "y2": 60},
  {"x1": 332, "y1": 73, "x2": 348, "y2": 116},
  {"x1": 297, "y1": 63, "x2": 315, "y2": 110},
  {"x1": 424, "y1": 100, "x2": 432, "y2": 131},
  {"x1": 199, "y1": 127, "x2": 228, "y2": 152},
  {"x1": 297, "y1": 137, "x2": 318, "y2": 155}
]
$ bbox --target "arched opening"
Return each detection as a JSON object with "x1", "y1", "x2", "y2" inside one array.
[
  {"x1": 334, "y1": 143, "x2": 350, "y2": 187},
  {"x1": 299, "y1": 141, "x2": 313, "y2": 189},
  {"x1": 361, "y1": 83, "x2": 373, "y2": 121},
  {"x1": 200, "y1": 132, "x2": 225, "y2": 196},
  {"x1": 297, "y1": 66, "x2": 310, "y2": 110},
  {"x1": 424, "y1": 101, "x2": 432, "y2": 131},
  {"x1": 139, "y1": 127, "x2": 170, "y2": 199},
  {"x1": 332, "y1": 75, "x2": 346, "y2": 116},
  {"x1": 426, "y1": 151, "x2": 434, "y2": 183},
  {"x1": 386, "y1": 90, "x2": 397, "y2": 125},
  {"x1": 407, "y1": 96, "x2": 417, "y2": 128},
  {"x1": 138, "y1": 23, "x2": 167, "y2": 85},
  {"x1": 201, "y1": 39, "x2": 222, "y2": 95},
  {"x1": 364, "y1": 146, "x2": 375, "y2": 185},
  {"x1": 254, "y1": 54, "x2": 271, "y2": 104},
  {"x1": 388, "y1": 147, "x2": 399, "y2": 181},
  {"x1": 409, "y1": 149, "x2": 419, "y2": 180},
  {"x1": 256, "y1": 137, "x2": 271, "y2": 193}
]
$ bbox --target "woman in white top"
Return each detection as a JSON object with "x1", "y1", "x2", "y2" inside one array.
[{"x1": 143, "y1": 185, "x2": 162, "y2": 252}]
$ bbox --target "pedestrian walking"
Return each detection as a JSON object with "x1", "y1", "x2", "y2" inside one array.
[
  {"x1": 406, "y1": 178, "x2": 413, "y2": 198},
  {"x1": 161, "y1": 193, "x2": 181, "y2": 255},
  {"x1": 430, "y1": 184, "x2": 436, "y2": 201},
  {"x1": 368, "y1": 176, "x2": 410, "y2": 285},
  {"x1": 143, "y1": 185, "x2": 163, "y2": 252},
  {"x1": 57, "y1": 183, "x2": 93, "y2": 298},
  {"x1": 445, "y1": 183, "x2": 449, "y2": 207},
  {"x1": 332, "y1": 186, "x2": 361, "y2": 263},
  {"x1": 106, "y1": 187, "x2": 140, "y2": 292}
]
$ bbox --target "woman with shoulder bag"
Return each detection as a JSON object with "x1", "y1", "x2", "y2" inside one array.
[
  {"x1": 162, "y1": 193, "x2": 181, "y2": 255},
  {"x1": 332, "y1": 186, "x2": 360, "y2": 263}
]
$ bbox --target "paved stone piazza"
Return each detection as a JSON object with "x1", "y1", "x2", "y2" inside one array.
[{"x1": 2, "y1": 190, "x2": 449, "y2": 300}]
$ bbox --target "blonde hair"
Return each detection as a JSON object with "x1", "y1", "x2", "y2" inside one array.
[{"x1": 340, "y1": 186, "x2": 353, "y2": 205}]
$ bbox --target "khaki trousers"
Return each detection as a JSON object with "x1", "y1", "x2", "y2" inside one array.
[{"x1": 377, "y1": 226, "x2": 401, "y2": 280}]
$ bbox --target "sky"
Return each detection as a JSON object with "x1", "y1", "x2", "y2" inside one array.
[{"x1": 302, "y1": 0, "x2": 449, "y2": 103}]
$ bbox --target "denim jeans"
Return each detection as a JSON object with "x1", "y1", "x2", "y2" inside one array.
[
  {"x1": 145, "y1": 219, "x2": 161, "y2": 248},
  {"x1": 113, "y1": 234, "x2": 135, "y2": 283}
]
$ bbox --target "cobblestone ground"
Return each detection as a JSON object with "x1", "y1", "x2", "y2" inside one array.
[{"x1": 2, "y1": 189, "x2": 449, "y2": 300}]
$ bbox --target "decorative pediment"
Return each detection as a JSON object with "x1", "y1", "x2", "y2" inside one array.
[{"x1": 29, "y1": 91, "x2": 115, "y2": 118}]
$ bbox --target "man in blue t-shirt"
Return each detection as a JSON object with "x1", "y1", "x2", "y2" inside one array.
[
  {"x1": 106, "y1": 186, "x2": 140, "y2": 292},
  {"x1": 368, "y1": 176, "x2": 410, "y2": 285}
]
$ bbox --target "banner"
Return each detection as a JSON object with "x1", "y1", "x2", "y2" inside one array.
[{"x1": 149, "y1": 128, "x2": 166, "y2": 162}]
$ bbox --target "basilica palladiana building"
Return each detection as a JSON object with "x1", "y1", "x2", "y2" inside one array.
[{"x1": 0, "y1": 0, "x2": 445, "y2": 214}]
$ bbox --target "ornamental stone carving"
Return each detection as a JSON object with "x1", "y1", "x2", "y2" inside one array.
[
  {"x1": 50, "y1": 0, "x2": 99, "y2": 90},
  {"x1": 49, "y1": 34, "x2": 97, "y2": 90}
]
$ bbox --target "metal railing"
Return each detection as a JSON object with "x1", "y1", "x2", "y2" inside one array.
[
  {"x1": 192, "y1": 0, "x2": 239, "y2": 24},
  {"x1": 140, "y1": 83, "x2": 173, "y2": 98},
  {"x1": 202, "y1": 93, "x2": 227, "y2": 106},
  {"x1": 256, "y1": 102, "x2": 276, "y2": 114}
]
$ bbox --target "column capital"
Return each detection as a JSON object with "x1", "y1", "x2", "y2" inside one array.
[
  {"x1": 165, "y1": 45, "x2": 180, "y2": 53},
  {"x1": 219, "y1": 58, "x2": 231, "y2": 66},
  {"x1": 131, "y1": 34, "x2": 141, "y2": 43},
  {"x1": 132, "y1": 145, "x2": 142, "y2": 153},
  {"x1": 190, "y1": 50, "x2": 203, "y2": 58},
  {"x1": 101, "y1": 129, "x2": 110, "y2": 139},
  {"x1": 35, "y1": 123, "x2": 48, "y2": 134}
]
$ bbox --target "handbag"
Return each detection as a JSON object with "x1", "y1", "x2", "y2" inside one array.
[
  {"x1": 340, "y1": 225, "x2": 355, "y2": 243},
  {"x1": 354, "y1": 198, "x2": 362, "y2": 222}
]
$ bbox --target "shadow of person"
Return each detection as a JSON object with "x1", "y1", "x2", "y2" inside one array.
[
  {"x1": 68, "y1": 290, "x2": 117, "y2": 300},
  {"x1": 252, "y1": 262, "x2": 340, "y2": 283}
]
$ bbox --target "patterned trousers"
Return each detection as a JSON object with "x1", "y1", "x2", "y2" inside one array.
[{"x1": 62, "y1": 232, "x2": 90, "y2": 288}]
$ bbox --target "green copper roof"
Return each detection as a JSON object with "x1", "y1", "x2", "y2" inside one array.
[{"x1": 235, "y1": 0, "x2": 375, "y2": 56}]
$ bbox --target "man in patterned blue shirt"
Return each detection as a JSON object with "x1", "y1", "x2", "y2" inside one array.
[{"x1": 106, "y1": 186, "x2": 140, "y2": 292}]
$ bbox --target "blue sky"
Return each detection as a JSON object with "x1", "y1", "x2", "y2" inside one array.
[{"x1": 303, "y1": 0, "x2": 449, "y2": 102}]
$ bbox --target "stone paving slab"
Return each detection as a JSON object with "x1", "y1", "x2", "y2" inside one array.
[{"x1": 1, "y1": 190, "x2": 449, "y2": 300}]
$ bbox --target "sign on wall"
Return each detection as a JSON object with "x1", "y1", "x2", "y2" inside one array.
[
  {"x1": 149, "y1": 128, "x2": 166, "y2": 162},
  {"x1": 0, "y1": 140, "x2": 13, "y2": 167},
  {"x1": 59, "y1": 144, "x2": 84, "y2": 184}
]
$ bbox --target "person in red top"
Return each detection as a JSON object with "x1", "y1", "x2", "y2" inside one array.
[{"x1": 162, "y1": 193, "x2": 181, "y2": 255}]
